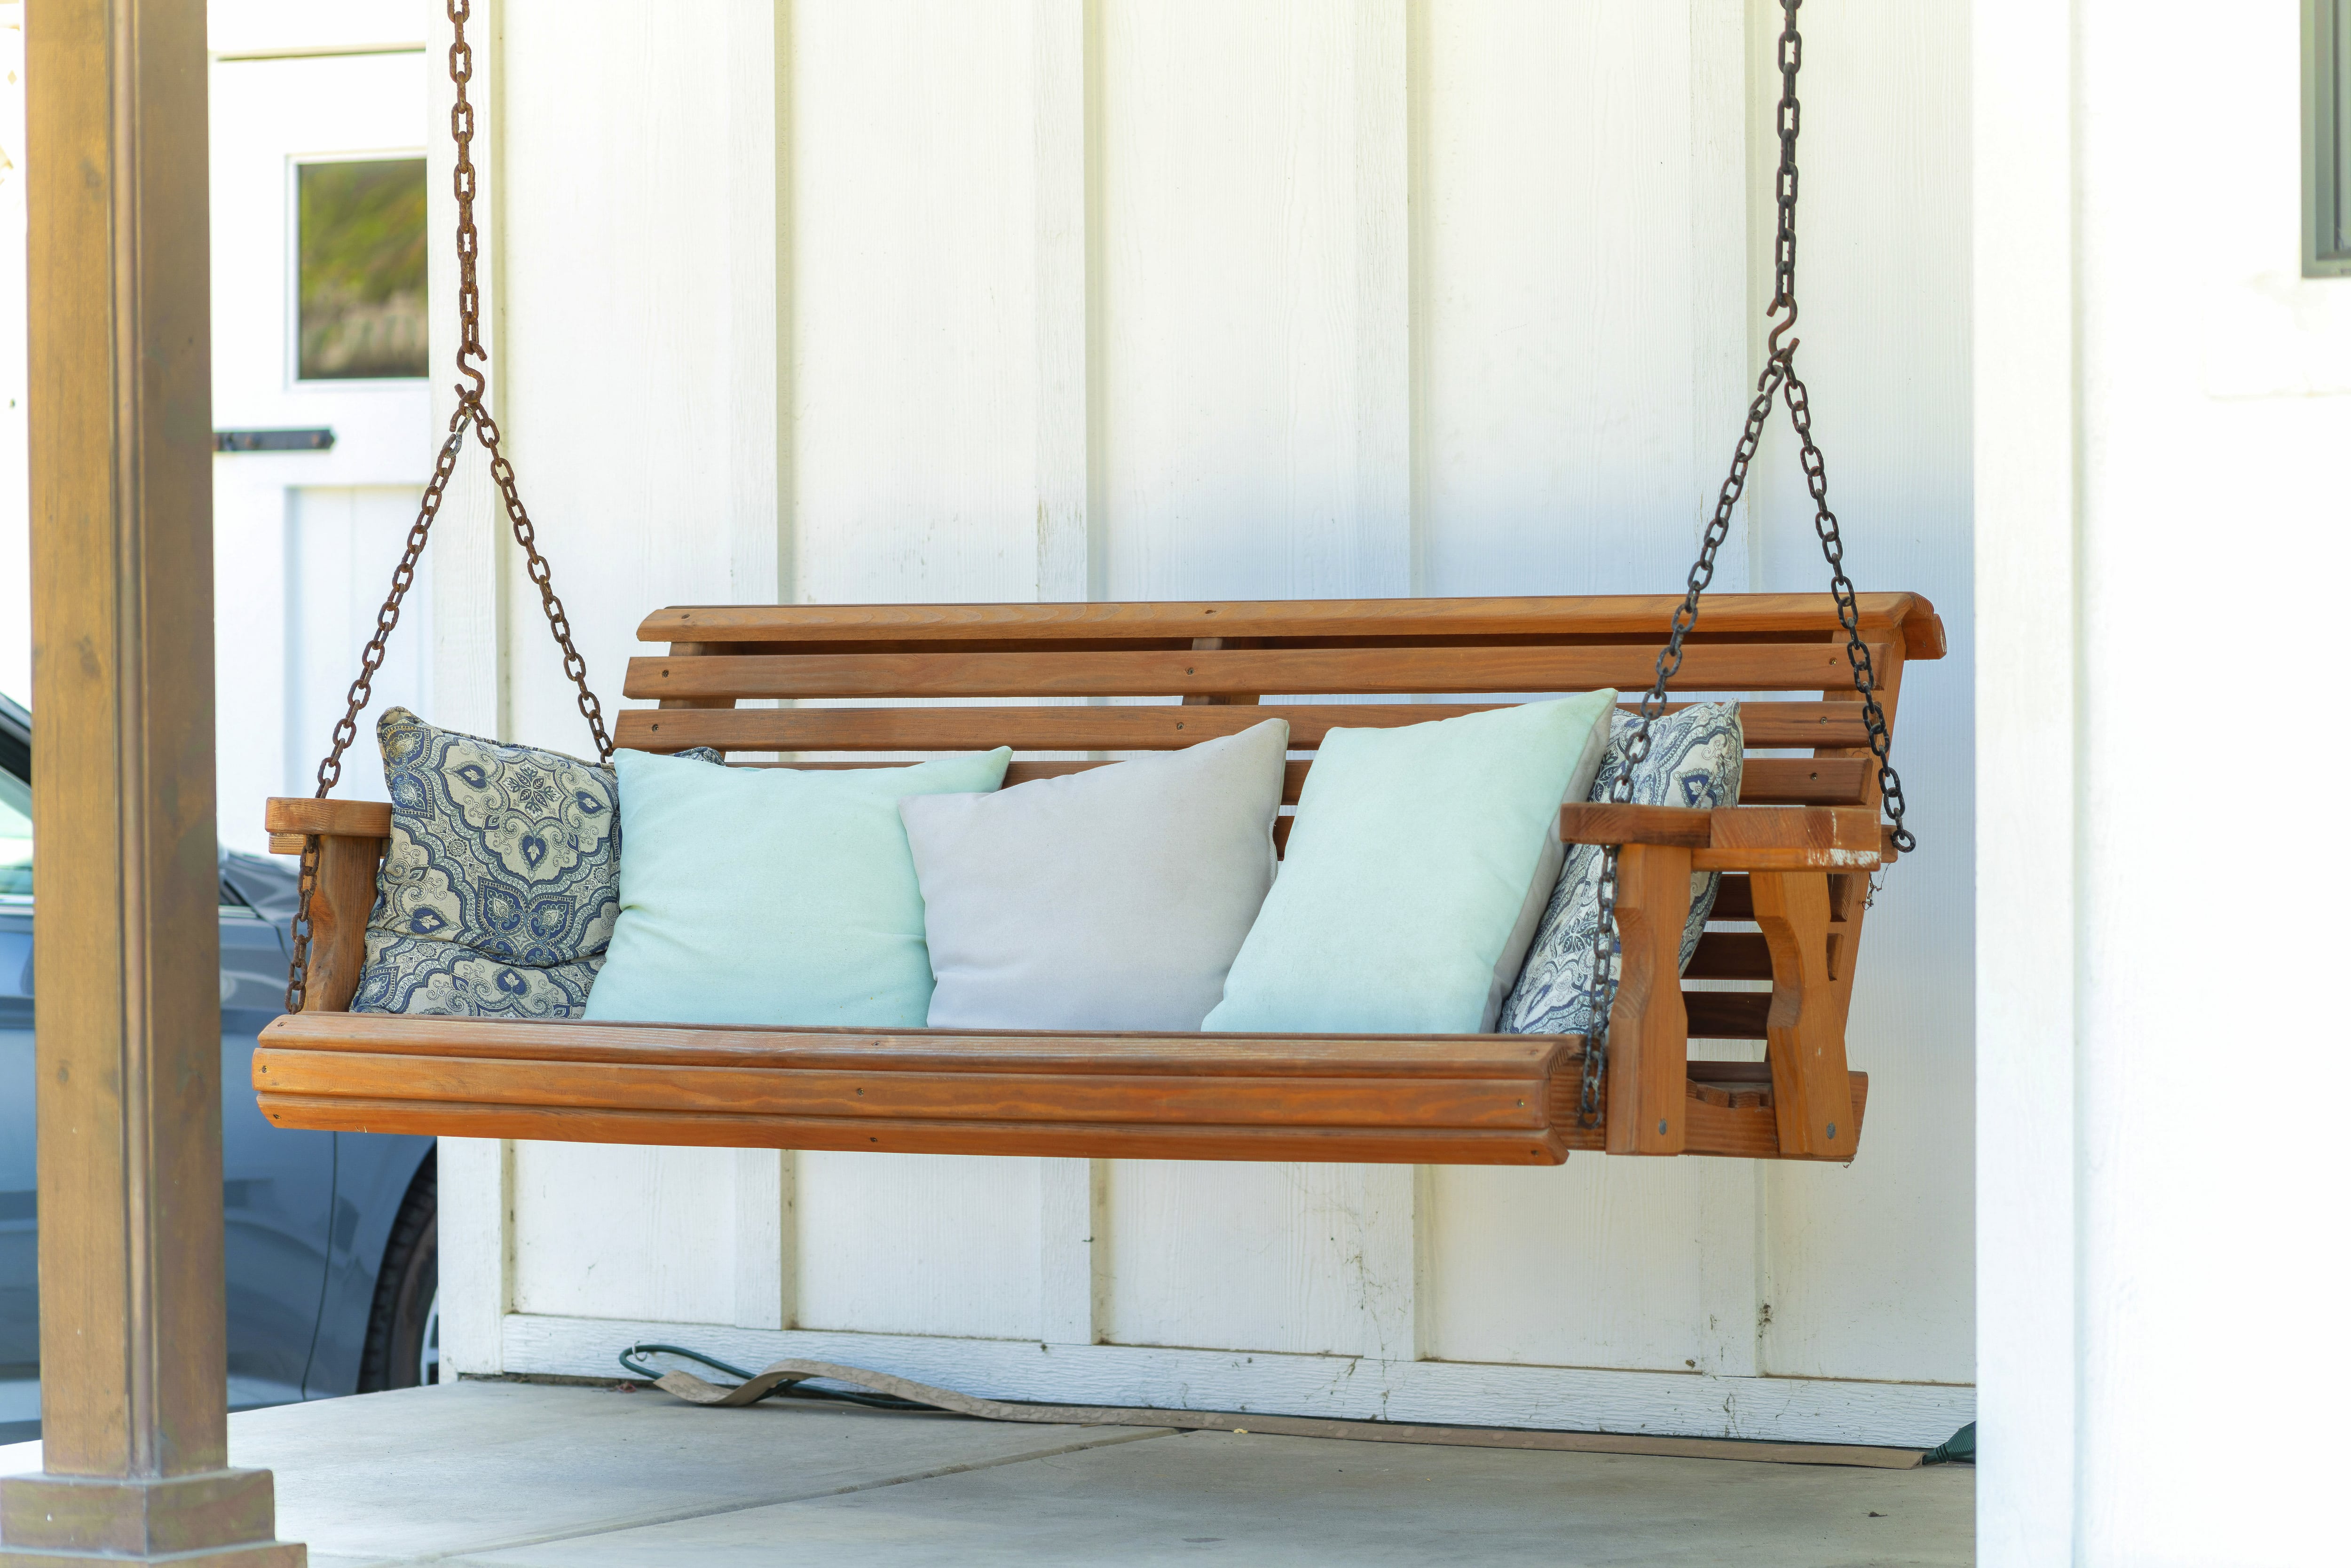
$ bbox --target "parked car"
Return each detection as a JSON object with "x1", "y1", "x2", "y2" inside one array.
[{"x1": 0, "y1": 693, "x2": 435, "y2": 1442}]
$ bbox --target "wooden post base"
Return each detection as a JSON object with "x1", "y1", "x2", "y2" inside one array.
[{"x1": 0, "y1": 1470, "x2": 303, "y2": 1565}]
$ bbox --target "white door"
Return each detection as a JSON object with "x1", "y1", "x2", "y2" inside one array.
[{"x1": 210, "y1": 46, "x2": 434, "y2": 851}]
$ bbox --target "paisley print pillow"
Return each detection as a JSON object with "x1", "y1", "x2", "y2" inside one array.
[
  {"x1": 351, "y1": 707, "x2": 715, "y2": 1018},
  {"x1": 1499, "y1": 703, "x2": 1744, "y2": 1038}
]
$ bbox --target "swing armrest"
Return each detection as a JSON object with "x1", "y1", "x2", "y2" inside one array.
[
  {"x1": 262, "y1": 797, "x2": 392, "y2": 1014},
  {"x1": 264, "y1": 796, "x2": 393, "y2": 856},
  {"x1": 1558, "y1": 804, "x2": 1884, "y2": 873}
]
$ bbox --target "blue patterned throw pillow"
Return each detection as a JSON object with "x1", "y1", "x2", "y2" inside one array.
[
  {"x1": 1499, "y1": 703, "x2": 1744, "y2": 1038},
  {"x1": 351, "y1": 707, "x2": 715, "y2": 1018}
]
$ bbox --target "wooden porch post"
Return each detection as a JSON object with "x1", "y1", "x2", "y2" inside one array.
[{"x1": 0, "y1": 0, "x2": 301, "y2": 1561}]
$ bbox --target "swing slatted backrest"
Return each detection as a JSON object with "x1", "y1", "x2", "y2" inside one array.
[{"x1": 255, "y1": 590, "x2": 1941, "y2": 1165}]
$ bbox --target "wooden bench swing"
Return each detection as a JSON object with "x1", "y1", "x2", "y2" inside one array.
[{"x1": 257, "y1": 0, "x2": 1935, "y2": 1168}]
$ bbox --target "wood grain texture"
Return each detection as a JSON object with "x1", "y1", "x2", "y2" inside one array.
[
  {"x1": 1600, "y1": 844, "x2": 1693, "y2": 1156},
  {"x1": 263, "y1": 796, "x2": 393, "y2": 838},
  {"x1": 655, "y1": 641, "x2": 739, "y2": 710},
  {"x1": 1684, "y1": 992, "x2": 1772, "y2": 1040},
  {"x1": 1683, "y1": 932, "x2": 1775, "y2": 981},
  {"x1": 254, "y1": 1095, "x2": 1576, "y2": 1166},
  {"x1": 775, "y1": 753, "x2": 1860, "y2": 807},
  {"x1": 618, "y1": 699, "x2": 1904, "y2": 756},
  {"x1": 637, "y1": 591, "x2": 1946, "y2": 656},
  {"x1": 259, "y1": 1012, "x2": 1565, "y2": 1078},
  {"x1": 1557, "y1": 804, "x2": 1887, "y2": 869},
  {"x1": 623, "y1": 639, "x2": 1883, "y2": 699},
  {"x1": 249, "y1": 1024, "x2": 1864, "y2": 1165},
  {"x1": 1691, "y1": 807, "x2": 1885, "y2": 872},
  {"x1": 255, "y1": 1084, "x2": 1863, "y2": 1165},
  {"x1": 254, "y1": 1050, "x2": 1553, "y2": 1130},
  {"x1": 1559, "y1": 804, "x2": 1714, "y2": 848},
  {"x1": 1751, "y1": 871, "x2": 1858, "y2": 1160},
  {"x1": 1738, "y1": 756, "x2": 1871, "y2": 805},
  {"x1": 22, "y1": 0, "x2": 279, "y2": 1525},
  {"x1": 696, "y1": 699, "x2": 1875, "y2": 749},
  {"x1": 296, "y1": 834, "x2": 386, "y2": 1015}
]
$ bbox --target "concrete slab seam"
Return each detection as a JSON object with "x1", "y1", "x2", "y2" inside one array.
[{"x1": 351, "y1": 1424, "x2": 1183, "y2": 1565}]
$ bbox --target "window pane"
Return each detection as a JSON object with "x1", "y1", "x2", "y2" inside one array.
[
  {"x1": 0, "y1": 770, "x2": 27, "y2": 899},
  {"x1": 297, "y1": 158, "x2": 428, "y2": 380}
]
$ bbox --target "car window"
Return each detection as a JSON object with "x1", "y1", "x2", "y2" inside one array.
[
  {"x1": 0, "y1": 769, "x2": 28, "y2": 899},
  {"x1": 0, "y1": 767, "x2": 260, "y2": 917}
]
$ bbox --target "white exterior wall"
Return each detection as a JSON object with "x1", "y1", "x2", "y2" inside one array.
[
  {"x1": 1977, "y1": 3, "x2": 2351, "y2": 1566},
  {"x1": 429, "y1": 0, "x2": 1977, "y2": 1447}
]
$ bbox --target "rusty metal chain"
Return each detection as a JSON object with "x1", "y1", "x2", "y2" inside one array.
[
  {"x1": 286, "y1": 415, "x2": 472, "y2": 1012},
  {"x1": 1578, "y1": 0, "x2": 1912, "y2": 1129},
  {"x1": 286, "y1": 0, "x2": 613, "y2": 1011},
  {"x1": 1578, "y1": 357, "x2": 1788, "y2": 1127},
  {"x1": 469, "y1": 406, "x2": 614, "y2": 761},
  {"x1": 1781, "y1": 366, "x2": 1910, "y2": 853},
  {"x1": 443, "y1": 0, "x2": 608, "y2": 763}
]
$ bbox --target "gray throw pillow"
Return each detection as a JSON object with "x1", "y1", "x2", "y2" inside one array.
[
  {"x1": 1499, "y1": 703, "x2": 1744, "y2": 1037},
  {"x1": 352, "y1": 706, "x2": 715, "y2": 1018},
  {"x1": 900, "y1": 719, "x2": 1288, "y2": 1031}
]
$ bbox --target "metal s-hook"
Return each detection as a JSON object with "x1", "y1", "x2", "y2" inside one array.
[
  {"x1": 454, "y1": 350, "x2": 488, "y2": 411},
  {"x1": 1765, "y1": 299, "x2": 1801, "y2": 363}
]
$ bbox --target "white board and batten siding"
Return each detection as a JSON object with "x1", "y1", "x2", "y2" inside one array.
[{"x1": 429, "y1": 0, "x2": 1974, "y2": 1447}]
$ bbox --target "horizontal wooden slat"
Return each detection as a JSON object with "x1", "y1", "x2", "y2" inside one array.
[
  {"x1": 257, "y1": 1014, "x2": 1563, "y2": 1079},
  {"x1": 639, "y1": 592, "x2": 1946, "y2": 660},
  {"x1": 255, "y1": 1050, "x2": 1548, "y2": 1130},
  {"x1": 1554, "y1": 1067, "x2": 1870, "y2": 1159},
  {"x1": 256, "y1": 1095, "x2": 1574, "y2": 1165},
  {"x1": 781, "y1": 754, "x2": 1864, "y2": 809},
  {"x1": 1559, "y1": 804, "x2": 1714, "y2": 848},
  {"x1": 1684, "y1": 991, "x2": 1771, "y2": 1039},
  {"x1": 259, "y1": 1064, "x2": 1869, "y2": 1162},
  {"x1": 1557, "y1": 805, "x2": 1882, "y2": 872},
  {"x1": 264, "y1": 796, "x2": 392, "y2": 838},
  {"x1": 1738, "y1": 756, "x2": 1870, "y2": 804},
  {"x1": 1692, "y1": 847, "x2": 1877, "y2": 874},
  {"x1": 624, "y1": 642, "x2": 1880, "y2": 701},
  {"x1": 1683, "y1": 932, "x2": 1774, "y2": 981},
  {"x1": 705, "y1": 703, "x2": 1880, "y2": 752},
  {"x1": 1736, "y1": 703, "x2": 1874, "y2": 749},
  {"x1": 1700, "y1": 874, "x2": 1863, "y2": 930},
  {"x1": 619, "y1": 696, "x2": 1894, "y2": 756},
  {"x1": 623, "y1": 704, "x2": 1447, "y2": 753},
  {"x1": 1692, "y1": 806, "x2": 1882, "y2": 872}
]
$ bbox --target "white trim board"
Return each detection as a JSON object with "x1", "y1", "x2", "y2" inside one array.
[{"x1": 501, "y1": 1314, "x2": 1974, "y2": 1450}]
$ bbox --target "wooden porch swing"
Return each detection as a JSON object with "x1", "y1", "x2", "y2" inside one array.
[{"x1": 257, "y1": 0, "x2": 1939, "y2": 1166}]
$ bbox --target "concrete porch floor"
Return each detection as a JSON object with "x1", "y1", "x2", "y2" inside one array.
[{"x1": 0, "y1": 1381, "x2": 1972, "y2": 1566}]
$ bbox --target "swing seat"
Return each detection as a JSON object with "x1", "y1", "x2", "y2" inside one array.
[{"x1": 256, "y1": 591, "x2": 1941, "y2": 1162}]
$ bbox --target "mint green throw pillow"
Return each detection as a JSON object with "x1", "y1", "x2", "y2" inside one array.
[
  {"x1": 1202, "y1": 693, "x2": 1616, "y2": 1035},
  {"x1": 584, "y1": 748, "x2": 1010, "y2": 1027}
]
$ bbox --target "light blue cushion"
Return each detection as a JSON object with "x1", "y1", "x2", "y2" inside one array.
[
  {"x1": 584, "y1": 747, "x2": 1010, "y2": 1027},
  {"x1": 1500, "y1": 703, "x2": 1745, "y2": 1037},
  {"x1": 1203, "y1": 692, "x2": 1617, "y2": 1035}
]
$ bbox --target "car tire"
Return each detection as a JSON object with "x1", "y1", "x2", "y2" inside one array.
[{"x1": 359, "y1": 1152, "x2": 437, "y2": 1392}]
